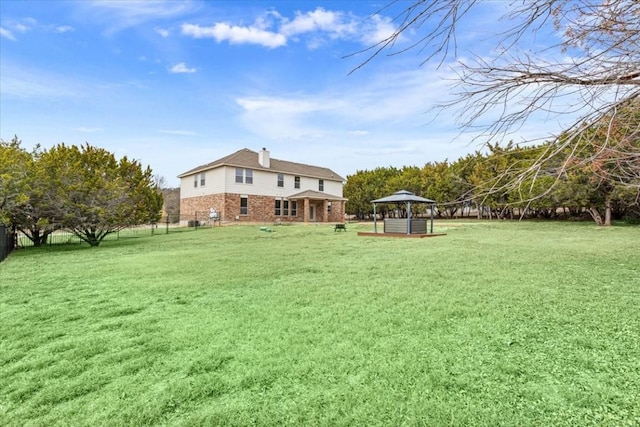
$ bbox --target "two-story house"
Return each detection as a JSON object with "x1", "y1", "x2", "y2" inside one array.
[{"x1": 178, "y1": 148, "x2": 346, "y2": 224}]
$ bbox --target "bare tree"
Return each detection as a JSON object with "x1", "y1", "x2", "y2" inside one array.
[
  {"x1": 154, "y1": 174, "x2": 168, "y2": 190},
  {"x1": 353, "y1": 0, "x2": 640, "y2": 195}
]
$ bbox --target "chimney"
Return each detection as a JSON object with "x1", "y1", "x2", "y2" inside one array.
[{"x1": 258, "y1": 147, "x2": 270, "y2": 168}]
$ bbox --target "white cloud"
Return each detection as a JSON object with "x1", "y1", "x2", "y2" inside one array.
[
  {"x1": 54, "y1": 25, "x2": 74, "y2": 33},
  {"x1": 359, "y1": 14, "x2": 397, "y2": 46},
  {"x1": 233, "y1": 64, "x2": 460, "y2": 146},
  {"x1": 11, "y1": 19, "x2": 35, "y2": 33},
  {"x1": 0, "y1": 65, "x2": 84, "y2": 98},
  {"x1": 181, "y1": 22, "x2": 286, "y2": 48},
  {"x1": 1, "y1": 18, "x2": 36, "y2": 40},
  {"x1": 280, "y1": 8, "x2": 354, "y2": 37},
  {"x1": 158, "y1": 129, "x2": 197, "y2": 136},
  {"x1": 1, "y1": 18, "x2": 73, "y2": 38},
  {"x1": 169, "y1": 62, "x2": 196, "y2": 73},
  {"x1": 0, "y1": 27, "x2": 16, "y2": 41},
  {"x1": 74, "y1": 127, "x2": 103, "y2": 133},
  {"x1": 83, "y1": 0, "x2": 197, "y2": 34},
  {"x1": 180, "y1": 6, "x2": 397, "y2": 50},
  {"x1": 155, "y1": 27, "x2": 170, "y2": 37},
  {"x1": 236, "y1": 96, "x2": 340, "y2": 140},
  {"x1": 236, "y1": 97, "x2": 334, "y2": 114}
]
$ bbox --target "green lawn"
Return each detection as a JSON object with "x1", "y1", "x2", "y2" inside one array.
[{"x1": 1, "y1": 221, "x2": 639, "y2": 426}]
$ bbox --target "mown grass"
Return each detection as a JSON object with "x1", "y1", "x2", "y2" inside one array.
[{"x1": 1, "y1": 221, "x2": 638, "y2": 426}]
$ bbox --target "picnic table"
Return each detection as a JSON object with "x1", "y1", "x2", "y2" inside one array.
[{"x1": 334, "y1": 224, "x2": 347, "y2": 232}]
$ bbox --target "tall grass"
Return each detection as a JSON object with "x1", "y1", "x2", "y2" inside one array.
[{"x1": 1, "y1": 221, "x2": 638, "y2": 426}]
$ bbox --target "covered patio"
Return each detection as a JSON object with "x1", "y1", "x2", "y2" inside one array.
[{"x1": 288, "y1": 190, "x2": 347, "y2": 223}]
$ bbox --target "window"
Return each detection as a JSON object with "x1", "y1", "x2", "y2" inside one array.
[
  {"x1": 193, "y1": 174, "x2": 198, "y2": 188},
  {"x1": 319, "y1": 179, "x2": 324, "y2": 191},
  {"x1": 236, "y1": 168, "x2": 254, "y2": 184},
  {"x1": 277, "y1": 173, "x2": 284, "y2": 187},
  {"x1": 291, "y1": 201, "x2": 298, "y2": 216},
  {"x1": 283, "y1": 200, "x2": 289, "y2": 216},
  {"x1": 275, "y1": 199, "x2": 281, "y2": 216},
  {"x1": 294, "y1": 176, "x2": 300, "y2": 189},
  {"x1": 200, "y1": 172, "x2": 206, "y2": 187},
  {"x1": 240, "y1": 196, "x2": 248, "y2": 215}
]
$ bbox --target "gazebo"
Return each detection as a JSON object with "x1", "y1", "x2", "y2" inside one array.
[{"x1": 371, "y1": 190, "x2": 436, "y2": 235}]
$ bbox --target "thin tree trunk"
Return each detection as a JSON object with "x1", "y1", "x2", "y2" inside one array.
[
  {"x1": 604, "y1": 198, "x2": 612, "y2": 226},
  {"x1": 589, "y1": 207, "x2": 604, "y2": 225}
]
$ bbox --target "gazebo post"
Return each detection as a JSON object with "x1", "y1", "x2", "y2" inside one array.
[
  {"x1": 430, "y1": 204, "x2": 434, "y2": 234},
  {"x1": 407, "y1": 201, "x2": 411, "y2": 235},
  {"x1": 374, "y1": 203, "x2": 378, "y2": 233}
]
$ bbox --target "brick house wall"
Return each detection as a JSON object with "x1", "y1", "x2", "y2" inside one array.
[
  {"x1": 181, "y1": 193, "x2": 345, "y2": 224},
  {"x1": 179, "y1": 193, "x2": 226, "y2": 223},
  {"x1": 326, "y1": 200, "x2": 345, "y2": 222}
]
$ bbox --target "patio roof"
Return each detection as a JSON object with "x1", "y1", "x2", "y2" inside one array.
[{"x1": 288, "y1": 190, "x2": 347, "y2": 201}]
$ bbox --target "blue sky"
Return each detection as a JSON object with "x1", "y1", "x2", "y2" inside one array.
[{"x1": 1, "y1": 0, "x2": 564, "y2": 187}]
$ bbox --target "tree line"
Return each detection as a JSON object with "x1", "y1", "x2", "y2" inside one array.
[
  {"x1": 344, "y1": 136, "x2": 639, "y2": 226},
  {"x1": 346, "y1": 0, "x2": 639, "y2": 227},
  {"x1": 0, "y1": 137, "x2": 163, "y2": 246}
]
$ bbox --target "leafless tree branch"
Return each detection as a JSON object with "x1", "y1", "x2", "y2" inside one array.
[{"x1": 352, "y1": 0, "x2": 640, "y2": 195}]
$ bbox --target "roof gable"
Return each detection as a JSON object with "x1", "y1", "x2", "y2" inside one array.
[{"x1": 178, "y1": 148, "x2": 344, "y2": 181}]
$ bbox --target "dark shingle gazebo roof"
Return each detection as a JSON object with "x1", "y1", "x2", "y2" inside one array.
[{"x1": 371, "y1": 190, "x2": 435, "y2": 204}]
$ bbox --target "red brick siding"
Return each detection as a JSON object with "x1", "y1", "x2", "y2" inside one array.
[
  {"x1": 181, "y1": 193, "x2": 342, "y2": 223},
  {"x1": 179, "y1": 194, "x2": 225, "y2": 222}
]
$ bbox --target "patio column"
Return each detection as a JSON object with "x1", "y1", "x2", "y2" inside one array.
[
  {"x1": 303, "y1": 198, "x2": 310, "y2": 223},
  {"x1": 323, "y1": 200, "x2": 329, "y2": 222}
]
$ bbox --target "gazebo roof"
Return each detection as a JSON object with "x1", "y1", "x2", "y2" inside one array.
[{"x1": 371, "y1": 190, "x2": 435, "y2": 204}]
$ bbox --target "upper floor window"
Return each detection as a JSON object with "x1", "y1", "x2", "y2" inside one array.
[
  {"x1": 200, "y1": 172, "x2": 206, "y2": 187},
  {"x1": 193, "y1": 174, "x2": 198, "y2": 188},
  {"x1": 319, "y1": 179, "x2": 324, "y2": 192},
  {"x1": 236, "y1": 168, "x2": 254, "y2": 184},
  {"x1": 294, "y1": 176, "x2": 300, "y2": 189},
  {"x1": 277, "y1": 173, "x2": 284, "y2": 188}
]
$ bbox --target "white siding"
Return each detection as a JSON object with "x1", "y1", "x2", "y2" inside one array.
[
  {"x1": 181, "y1": 166, "x2": 343, "y2": 198},
  {"x1": 179, "y1": 168, "x2": 226, "y2": 198},
  {"x1": 319, "y1": 179, "x2": 343, "y2": 197},
  {"x1": 223, "y1": 166, "x2": 343, "y2": 197}
]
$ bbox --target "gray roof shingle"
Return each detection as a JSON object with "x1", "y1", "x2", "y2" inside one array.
[{"x1": 177, "y1": 148, "x2": 345, "y2": 181}]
